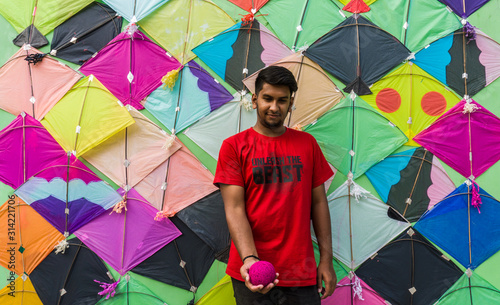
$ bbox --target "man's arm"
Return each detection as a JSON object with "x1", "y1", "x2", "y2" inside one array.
[
  {"x1": 311, "y1": 183, "x2": 336, "y2": 299},
  {"x1": 220, "y1": 183, "x2": 278, "y2": 293}
]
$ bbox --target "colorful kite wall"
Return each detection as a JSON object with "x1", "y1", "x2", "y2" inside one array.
[{"x1": 0, "y1": 0, "x2": 500, "y2": 304}]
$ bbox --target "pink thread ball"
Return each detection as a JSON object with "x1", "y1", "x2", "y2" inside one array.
[{"x1": 249, "y1": 261, "x2": 276, "y2": 286}]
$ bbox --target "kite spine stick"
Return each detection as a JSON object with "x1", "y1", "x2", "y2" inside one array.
[
  {"x1": 462, "y1": 30, "x2": 468, "y2": 96},
  {"x1": 181, "y1": 0, "x2": 195, "y2": 64},
  {"x1": 172, "y1": 69, "x2": 184, "y2": 134},
  {"x1": 73, "y1": 80, "x2": 91, "y2": 155},
  {"x1": 292, "y1": 0, "x2": 310, "y2": 51},
  {"x1": 402, "y1": 0, "x2": 412, "y2": 47},
  {"x1": 57, "y1": 242, "x2": 83, "y2": 305}
]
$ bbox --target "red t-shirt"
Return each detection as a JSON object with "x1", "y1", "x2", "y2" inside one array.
[{"x1": 214, "y1": 127, "x2": 333, "y2": 286}]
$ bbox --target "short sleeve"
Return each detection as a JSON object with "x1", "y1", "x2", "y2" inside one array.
[
  {"x1": 312, "y1": 137, "x2": 334, "y2": 188},
  {"x1": 214, "y1": 139, "x2": 245, "y2": 187}
]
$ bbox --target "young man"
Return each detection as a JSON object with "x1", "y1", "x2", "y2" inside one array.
[{"x1": 214, "y1": 66, "x2": 336, "y2": 304}]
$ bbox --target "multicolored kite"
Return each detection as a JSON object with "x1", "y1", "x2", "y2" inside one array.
[
  {"x1": 413, "y1": 27, "x2": 500, "y2": 98},
  {"x1": 361, "y1": 62, "x2": 461, "y2": 145},
  {"x1": 15, "y1": 154, "x2": 123, "y2": 235},
  {"x1": 366, "y1": 147, "x2": 456, "y2": 222},
  {"x1": 193, "y1": 19, "x2": 293, "y2": 92},
  {"x1": 144, "y1": 60, "x2": 233, "y2": 134}
]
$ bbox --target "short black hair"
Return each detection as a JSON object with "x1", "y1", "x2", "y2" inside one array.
[{"x1": 255, "y1": 66, "x2": 298, "y2": 96}]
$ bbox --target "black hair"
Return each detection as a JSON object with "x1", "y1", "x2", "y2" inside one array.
[{"x1": 254, "y1": 66, "x2": 298, "y2": 96}]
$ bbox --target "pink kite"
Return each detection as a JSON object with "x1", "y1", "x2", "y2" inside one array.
[
  {"x1": 79, "y1": 27, "x2": 182, "y2": 110},
  {"x1": 414, "y1": 99, "x2": 500, "y2": 179},
  {"x1": 83, "y1": 107, "x2": 180, "y2": 191},
  {"x1": 134, "y1": 139, "x2": 218, "y2": 218},
  {"x1": 0, "y1": 113, "x2": 66, "y2": 189},
  {"x1": 0, "y1": 45, "x2": 80, "y2": 120}
]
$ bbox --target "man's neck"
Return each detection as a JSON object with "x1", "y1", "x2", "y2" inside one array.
[{"x1": 252, "y1": 124, "x2": 287, "y2": 137}]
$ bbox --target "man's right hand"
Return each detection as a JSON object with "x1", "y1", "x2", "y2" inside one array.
[{"x1": 240, "y1": 257, "x2": 279, "y2": 294}]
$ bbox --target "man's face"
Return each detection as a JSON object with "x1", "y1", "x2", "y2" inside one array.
[{"x1": 252, "y1": 83, "x2": 294, "y2": 130}]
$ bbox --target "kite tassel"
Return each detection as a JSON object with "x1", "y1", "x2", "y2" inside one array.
[
  {"x1": 25, "y1": 53, "x2": 47, "y2": 65},
  {"x1": 462, "y1": 101, "x2": 479, "y2": 114},
  {"x1": 155, "y1": 211, "x2": 175, "y2": 221},
  {"x1": 239, "y1": 12, "x2": 267, "y2": 26},
  {"x1": 350, "y1": 181, "x2": 369, "y2": 203},
  {"x1": 110, "y1": 197, "x2": 127, "y2": 214},
  {"x1": 125, "y1": 23, "x2": 138, "y2": 36},
  {"x1": 240, "y1": 94, "x2": 253, "y2": 111},
  {"x1": 163, "y1": 134, "x2": 176, "y2": 150},
  {"x1": 162, "y1": 68, "x2": 180, "y2": 90},
  {"x1": 297, "y1": 44, "x2": 309, "y2": 53},
  {"x1": 94, "y1": 280, "x2": 119, "y2": 300},
  {"x1": 470, "y1": 180, "x2": 482, "y2": 213},
  {"x1": 352, "y1": 276, "x2": 365, "y2": 301},
  {"x1": 54, "y1": 239, "x2": 70, "y2": 254},
  {"x1": 464, "y1": 22, "x2": 476, "y2": 42}
]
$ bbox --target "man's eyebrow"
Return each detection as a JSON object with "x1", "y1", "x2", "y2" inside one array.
[{"x1": 261, "y1": 94, "x2": 289, "y2": 99}]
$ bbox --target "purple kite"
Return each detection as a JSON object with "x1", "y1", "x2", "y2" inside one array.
[
  {"x1": 79, "y1": 26, "x2": 183, "y2": 110},
  {"x1": 74, "y1": 188, "x2": 182, "y2": 275},
  {"x1": 438, "y1": 0, "x2": 490, "y2": 18},
  {"x1": 414, "y1": 99, "x2": 500, "y2": 180}
]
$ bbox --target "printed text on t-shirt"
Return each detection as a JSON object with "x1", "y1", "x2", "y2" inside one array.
[{"x1": 251, "y1": 156, "x2": 303, "y2": 184}]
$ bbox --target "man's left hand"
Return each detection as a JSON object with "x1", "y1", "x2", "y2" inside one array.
[{"x1": 316, "y1": 260, "x2": 336, "y2": 299}]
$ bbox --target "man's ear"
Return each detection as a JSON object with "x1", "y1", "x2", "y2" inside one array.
[
  {"x1": 288, "y1": 96, "x2": 294, "y2": 112},
  {"x1": 252, "y1": 94, "x2": 257, "y2": 109}
]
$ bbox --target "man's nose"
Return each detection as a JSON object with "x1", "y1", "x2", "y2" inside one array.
[{"x1": 269, "y1": 101, "x2": 279, "y2": 111}]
